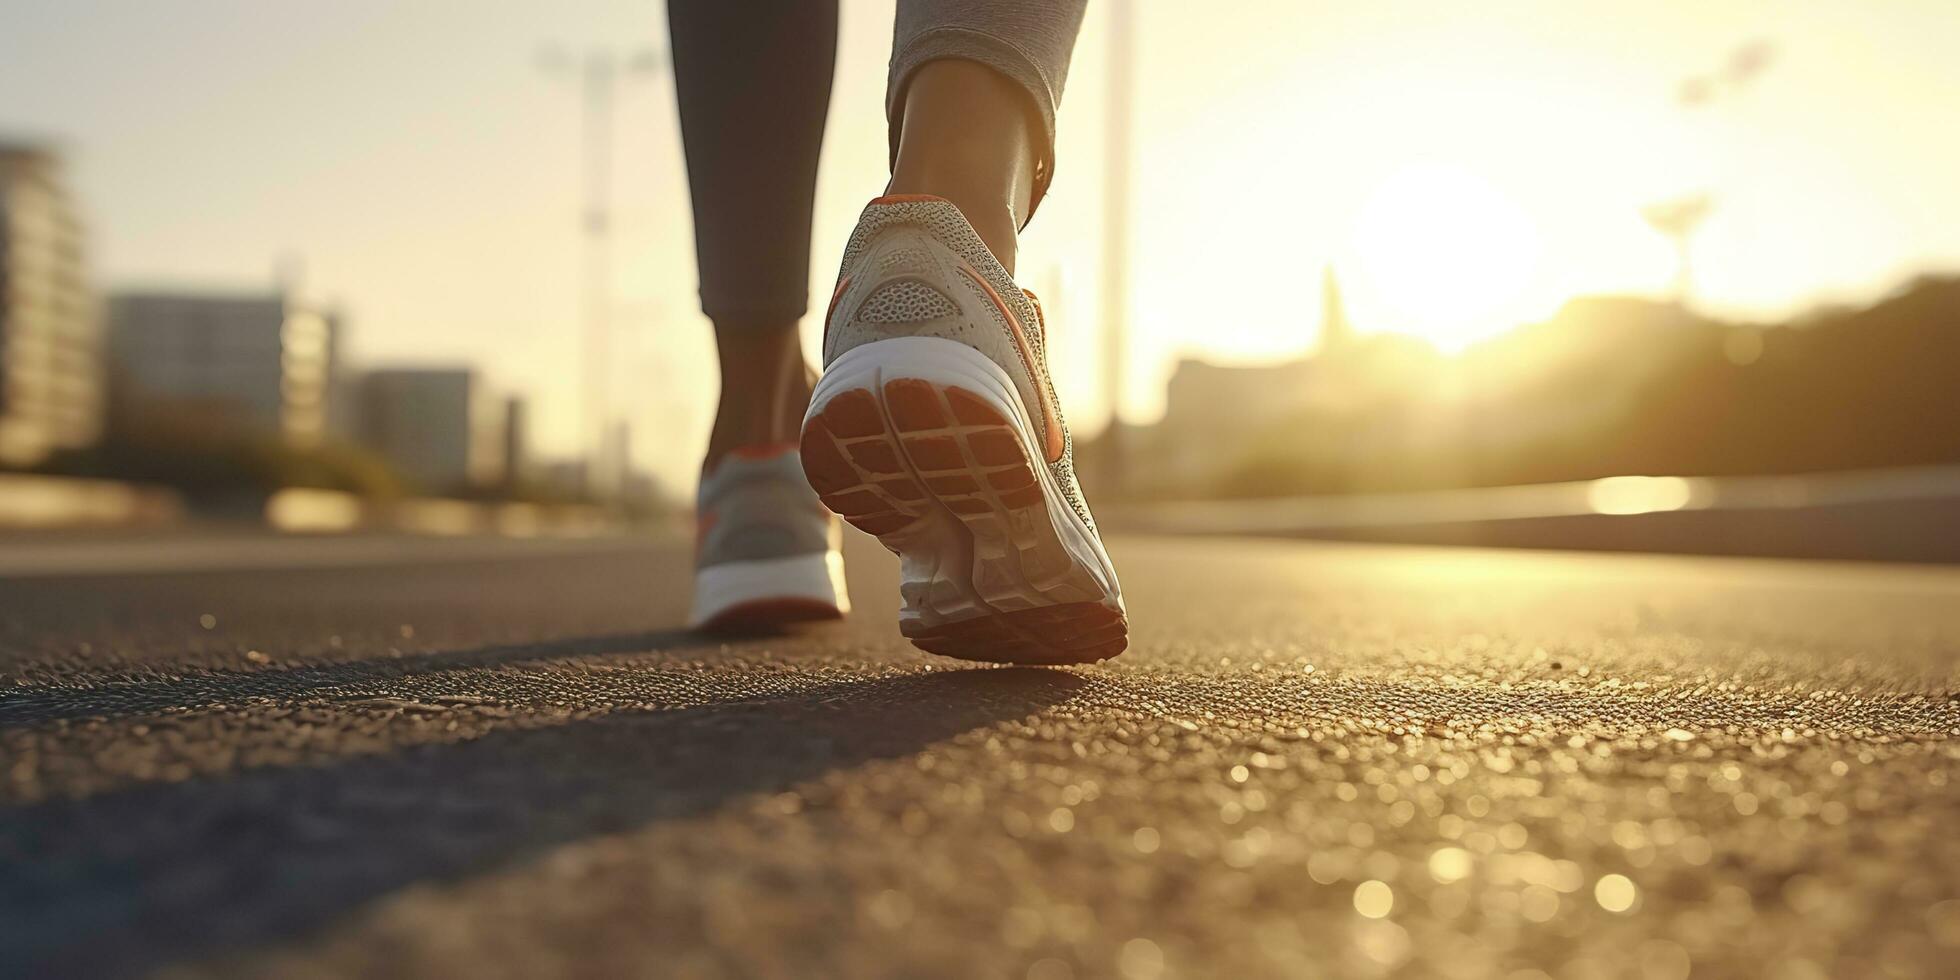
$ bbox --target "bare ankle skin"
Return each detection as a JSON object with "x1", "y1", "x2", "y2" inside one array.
[
  {"x1": 705, "y1": 322, "x2": 815, "y2": 471},
  {"x1": 886, "y1": 59, "x2": 1039, "y2": 275}
]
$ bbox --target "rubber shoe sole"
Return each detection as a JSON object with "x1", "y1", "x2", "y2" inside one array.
[
  {"x1": 800, "y1": 337, "x2": 1126, "y2": 664},
  {"x1": 690, "y1": 551, "x2": 848, "y2": 633}
]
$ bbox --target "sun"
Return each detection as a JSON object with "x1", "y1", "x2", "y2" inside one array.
[{"x1": 1349, "y1": 164, "x2": 1542, "y2": 352}]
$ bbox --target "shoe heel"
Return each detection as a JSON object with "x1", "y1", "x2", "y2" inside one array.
[{"x1": 801, "y1": 339, "x2": 1126, "y2": 664}]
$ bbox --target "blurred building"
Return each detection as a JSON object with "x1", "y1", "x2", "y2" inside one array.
[
  {"x1": 538, "y1": 459, "x2": 590, "y2": 500},
  {"x1": 0, "y1": 143, "x2": 102, "y2": 466},
  {"x1": 1318, "y1": 264, "x2": 1354, "y2": 353},
  {"x1": 107, "y1": 291, "x2": 339, "y2": 444},
  {"x1": 357, "y1": 368, "x2": 476, "y2": 493},
  {"x1": 602, "y1": 418, "x2": 632, "y2": 499},
  {"x1": 500, "y1": 395, "x2": 528, "y2": 490},
  {"x1": 1142, "y1": 266, "x2": 1361, "y2": 489}
]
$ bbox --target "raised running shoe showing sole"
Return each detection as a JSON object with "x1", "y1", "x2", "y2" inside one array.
[{"x1": 801, "y1": 336, "x2": 1126, "y2": 664}]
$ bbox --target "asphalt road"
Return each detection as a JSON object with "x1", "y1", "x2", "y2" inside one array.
[{"x1": 2, "y1": 532, "x2": 1956, "y2": 979}]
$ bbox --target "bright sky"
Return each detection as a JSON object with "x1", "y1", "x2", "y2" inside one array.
[{"x1": 4, "y1": 1, "x2": 1957, "y2": 491}]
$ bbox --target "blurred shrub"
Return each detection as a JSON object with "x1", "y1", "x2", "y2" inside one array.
[{"x1": 37, "y1": 402, "x2": 402, "y2": 502}]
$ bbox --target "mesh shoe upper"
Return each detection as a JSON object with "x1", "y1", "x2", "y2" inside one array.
[
  {"x1": 824, "y1": 195, "x2": 1097, "y2": 534},
  {"x1": 695, "y1": 447, "x2": 835, "y2": 570}
]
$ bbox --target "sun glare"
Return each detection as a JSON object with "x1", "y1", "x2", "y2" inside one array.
[{"x1": 1351, "y1": 164, "x2": 1542, "y2": 352}]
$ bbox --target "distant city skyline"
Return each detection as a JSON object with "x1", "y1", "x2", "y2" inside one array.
[
  {"x1": 0, "y1": 142, "x2": 100, "y2": 467},
  {"x1": 4, "y1": 0, "x2": 1958, "y2": 489}
]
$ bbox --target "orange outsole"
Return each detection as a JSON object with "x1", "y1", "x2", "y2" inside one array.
[{"x1": 801, "y1": 380, "x2": 1126, "y2": 665}]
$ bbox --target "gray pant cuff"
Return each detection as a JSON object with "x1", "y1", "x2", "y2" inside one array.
[{"x1": 887, "y1": 27, "x2": 1060, "y2": 220}]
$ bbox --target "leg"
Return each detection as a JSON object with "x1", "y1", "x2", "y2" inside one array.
[
  {"x1": 667, "y1": 0, "x2": 837, "y2": 469},
  {"x1": 671, "y1": 0, "x2": 850, "y2": 630},
  {"x1": 799, "y1": 1, "x2": 1124, "y2": 662},
  {"x1": 886, "y1": 0, "x2": 1089, "y2": 273}
]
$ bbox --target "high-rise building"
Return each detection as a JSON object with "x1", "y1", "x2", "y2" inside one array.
[
  {"x1": 500, "y1": 395, "x2": 528, "y2": 489},
  {"x1": 0, "y1": 143, "x2": 102, "y2": 466},
  {"x1": 358, "y1": 368, "x2": 476, "y2": 493},
  {"x1": 107, "y1": 291, "x2": 339, "y2": 443},
  {"x1": 604, "y1": 417, "x2": 631, "y2": 499}
]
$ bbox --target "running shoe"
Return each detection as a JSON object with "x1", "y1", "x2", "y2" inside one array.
[
  {"x1": 690, "y1": 443, "x2": 849, "y2": 631},
  {"x1": 799, "y1": 194, "x2": 1126, "y2": 664}
]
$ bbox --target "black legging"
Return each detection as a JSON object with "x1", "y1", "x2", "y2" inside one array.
[{"x1": 667, "y1": 0, "x2": 1087, "y2": 326}]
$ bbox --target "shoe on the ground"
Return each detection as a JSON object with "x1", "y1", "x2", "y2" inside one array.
[
  {"x1": 799, "y1": 194, "x2": 1126, "y2": 664},
  {"x1": 690, "y1": 443, "x2": 849, "y2": 631}
]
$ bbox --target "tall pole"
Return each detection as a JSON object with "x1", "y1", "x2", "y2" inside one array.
[
  {"x1": 579, "y1": 52, "x2": 616, "y2": 497},
  {"x1": 542, "y1": 44, "x2": 661, "y2": 498},
  {"x1": 1100, "y1": 0, "x2": 1135, "y2": 494},
  {"x1": 1640, "y1": 195, "x2": 1710, "y2": 311}
]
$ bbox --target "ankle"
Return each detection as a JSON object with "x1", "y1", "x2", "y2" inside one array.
[
  {"x1": 706, "y1": 324, "x2": 814, "y2": 469},
  {"x1": 889, "y1": 60, "x2": 1038, "y2": 275}
]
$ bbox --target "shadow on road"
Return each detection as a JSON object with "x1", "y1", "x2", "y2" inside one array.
[
  {"x1": 0, "y1": 629, "x2": 706, "y2": 727},
  {"x1": 0, "y1": 663, "x2": 1086, "y2": 977}
]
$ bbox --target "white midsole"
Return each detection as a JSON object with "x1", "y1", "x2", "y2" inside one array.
[
  {"x1": 806, "y1": 336, "x2": 1122, "y2": 621},
  {"x1": 688, "y1": 551, "x2": 849, "y2": 626}
]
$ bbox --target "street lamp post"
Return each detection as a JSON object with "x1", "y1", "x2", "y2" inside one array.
[
  {"x1": 1100, "y1": 0, "x2": 1135, "y2": 495},
  {"x1": 1644, "y1": 40, "x2": 1772, "y2": 314},
  {"x1": 538, "y1": 44, "x2": 662, "y2": 498}
]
